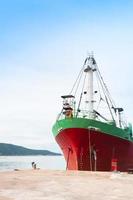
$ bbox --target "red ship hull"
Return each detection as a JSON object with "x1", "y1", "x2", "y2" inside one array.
[{"x1": 55, "y1": 128, "x2": 133, "y2": 171}]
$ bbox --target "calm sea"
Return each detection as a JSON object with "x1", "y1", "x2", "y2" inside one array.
[{"x1": 0, "y1": 155, "x2": 66, "y2": 171}]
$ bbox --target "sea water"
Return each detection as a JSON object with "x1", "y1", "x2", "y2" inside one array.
[{"x1": 0, "y1": 155, "x2": 66, "y2": 171}]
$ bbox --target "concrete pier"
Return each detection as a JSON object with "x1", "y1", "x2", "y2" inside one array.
[{"x1": 0, "y1": 170, "x2": 133, "y2": 200}]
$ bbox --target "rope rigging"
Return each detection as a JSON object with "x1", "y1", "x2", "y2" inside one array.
[
  {"x1": 69, "y1": 55, "x2": 117, "y2": 121},
  {"x1": 60, "y1": 54, "x2": 126, "y2": 128}
]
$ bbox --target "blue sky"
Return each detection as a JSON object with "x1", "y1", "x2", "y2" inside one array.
[{"x1": 0, "y1": 0, "x2": 133, "y2": 152}]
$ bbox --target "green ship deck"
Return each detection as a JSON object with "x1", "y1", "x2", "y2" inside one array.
[{"x1": 52, "y1": 118, "x2": 133, "y2": 142}]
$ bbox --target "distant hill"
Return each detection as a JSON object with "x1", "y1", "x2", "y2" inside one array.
[{"x1": 0, "y1": 143, "x2": 61, "y2": 156}]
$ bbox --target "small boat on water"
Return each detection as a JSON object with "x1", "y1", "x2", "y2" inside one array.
[{"x1": 52, "y1": 54, "x2": 133, "y2": 171}]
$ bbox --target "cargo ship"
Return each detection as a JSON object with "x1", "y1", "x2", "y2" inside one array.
[{"x1": 52, "y1": 55, "x2": 133, "y2": 171}]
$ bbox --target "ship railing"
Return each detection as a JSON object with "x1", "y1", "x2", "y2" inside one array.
[
  {"x1": 56, "y1": 110, "x2": 133, "y2": 140},
  {"x1": 56, "y1": 109, "x2": 97, "y2": 120},
  {"x1": 57, "y1": 109, "x2": 115, "y2": 123}
]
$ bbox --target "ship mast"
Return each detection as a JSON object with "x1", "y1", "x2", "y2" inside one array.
[{"x1": 84, "y1": 56, "x2": 96, "y2": 118}]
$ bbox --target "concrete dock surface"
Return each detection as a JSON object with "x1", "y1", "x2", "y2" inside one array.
[{"x1": 0, "y1": 170, "x2": 133, "y2": 200}]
